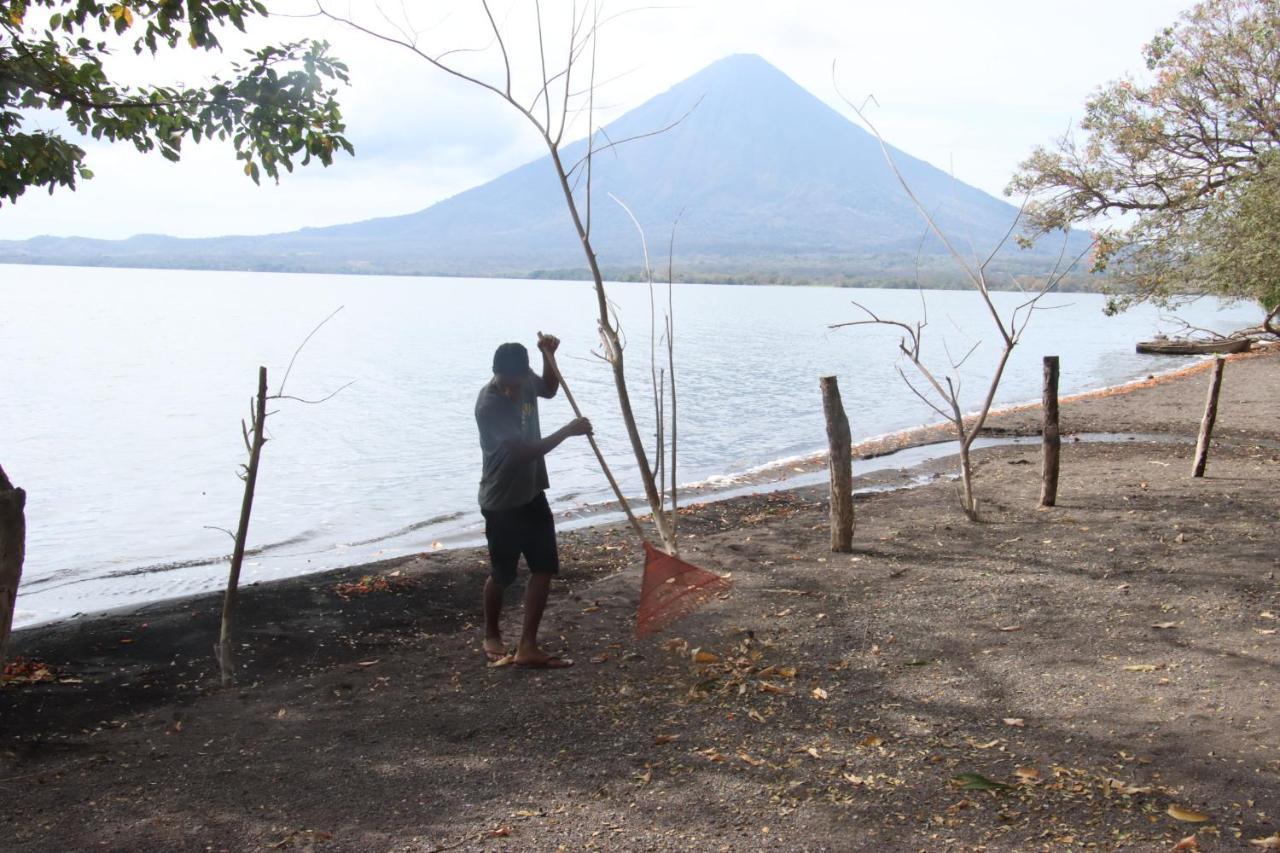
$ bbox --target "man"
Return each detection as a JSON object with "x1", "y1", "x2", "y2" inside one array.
[{"x1": 475, "y1": 333, "x2": 591, "y2": 668}]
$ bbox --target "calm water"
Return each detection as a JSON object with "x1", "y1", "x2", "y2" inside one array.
[{"x1": 0, "y1": 265, "x2": 1259, "y2": 626}]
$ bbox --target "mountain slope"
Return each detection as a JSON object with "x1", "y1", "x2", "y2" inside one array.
[{"x1": 0, "y1": 55, "x2": 1086, "y2": 281}]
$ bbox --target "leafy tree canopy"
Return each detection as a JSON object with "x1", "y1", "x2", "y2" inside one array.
[
  {"x1": 1009, "y1": 0, "x2": 1280, "y2": 333},
  {"x1": 0, "y1": 0, "x2": 353, "y2": 206}
]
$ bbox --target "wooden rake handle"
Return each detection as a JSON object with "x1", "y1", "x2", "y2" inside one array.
[{"x1": 539, "y1": 335, "x2": 649, "y2": 545}]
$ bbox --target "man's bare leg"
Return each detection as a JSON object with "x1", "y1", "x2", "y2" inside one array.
[
  {"x1": 514, "y1": 573, "x2": 571, "y2": 667},
  {"x1": 483, "y1": 576, "x2": 506, "y2": 660}
]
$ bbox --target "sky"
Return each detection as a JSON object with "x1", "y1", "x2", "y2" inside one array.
[{"x1": 0, "y1": 0, "x2": 1196, "y2": 241}]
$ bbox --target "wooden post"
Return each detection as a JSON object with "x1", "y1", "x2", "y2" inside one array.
[
  {"x1": 0, "y1": 464, "x2": 27, "y2": 670},
  {"x1": 216, "y1": 366, "x2": 268, "y2": 686},
  {"x1": 1040, "y1": 356, "x2": 1061, "y2": 507},
  {"x1": 820, "y1": 376, "x2": 854, "y2": 553},
  {"x1": 1191, "y1": 357, "x2": 1225, "y2": 478}
]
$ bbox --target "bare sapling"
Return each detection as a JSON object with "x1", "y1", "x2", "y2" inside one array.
[
  {"x1": 1191, "y1": 356, "x2": 1226, "y2": 478},
  {"x1": 820, "y1": 376, "x2": 854, "y2": 551},
  {"x1": 610, "y1": 194, "x2": 684, "y2": 553},
  {"x1": 0, "y1": 464, "x2": 27, "y2": 671},
  {"x1": 214, "y1": 309, "x2": 352, "y2": 686},
  {"x1": 315, "y1": 1, "x2": 694, "y2": 554},
  {"x1": 829, "y1": 80, "x2": 1093, "y2": 521},
  {"x1": 216, "y1": 366, "x2": 268, "y2": 686}
]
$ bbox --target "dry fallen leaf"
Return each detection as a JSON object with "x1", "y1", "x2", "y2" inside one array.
[
  {"x1": 804, "y1": 747, "x2": 821, "y2": 759},
  {"x1": 968, "y1": 738, "x2": 1001, "y2": 750},
  {"x1": 488, "y1": 654, "x2": 514, "y2": 668},
  {"x1": 1167, "y1": 805, "x2": 1211, "y2": 823},
  {"x1": 1124, "y1": 664, "x2": 1163, "y2": 672},
  {"x1": 999, "y1": 625, "x2": 1022, "y2": 632},
  {"x1": 1104, "y1": 778, "x2": 1153, "y2": 795},
  {"x1": 1250, "y1": 833, "x2": 1280, "y2": 848},
  {"x1": 357, "y1": 660, "x2": 380, "y2": 667},
  {"x1": 1151, "y1": 622, "x2": 1178, "y2": 630},
  {"x1": 811, "y1": 687, "x2": 829, "y2": 700},
  {"x1": 748, "y1": 709, "x2": 766, "y2": 724},
  {"x1": 692, "y1": 649, "x2": 719, "y2": 664},
  {"x1": 858, "y1": 735, "x2": 884, "y2": 748},
  {"x1": 275, "y1": 708, "x2": 287, "y2": 719},
  {"x1": 1014, "y1": 767, "x2": 1040, "y2": 781},
  {"x1": 653, "y1": 734, "x2": 679, "y2": 745},
  {"x1": 1002, "y1": 718, "x2": 1025, "y2": 727},
  {"x1": 1256, "y1": 628, "x2": 1278, "y2": 636},
  {"x1": 1171, "y1": 834, "x2": 1199, "y2": 851},
  {"x1": 488, "y1": 827, "x2": 512, "y2": 838},
  {"x1": 758, "y1": 681, "x2": 787, "y2": 695},
  {"x1": 739, "y1": 753, "x2": 765, "y2": 767}
]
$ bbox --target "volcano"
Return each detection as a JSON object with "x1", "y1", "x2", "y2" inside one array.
[{"x1": 0, "y1": 54, "x2": 1086, "y2": 284}]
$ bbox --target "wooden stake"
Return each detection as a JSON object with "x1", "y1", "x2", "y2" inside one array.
[
  {"x1": 1040, "y1": 356, "x2": 1061, "y2": 507},
  {"x1": 1192, "y1": 357, "x2": 1225, "y2": 478},
  {"x1": 820, "y1": 376, "x2": 854, "y2": 553},
  {"x1": 216, "y1": 366, "x2": 268, "y2": 686},
  {"x1": 0, "y1": 464, "x2": 26, "y2": 671}
]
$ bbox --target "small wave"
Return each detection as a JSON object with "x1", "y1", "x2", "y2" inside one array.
[
  {"x1": 53, "y1": 529, "x2": 322, "y2": 584},
  {"x1": 342, "y1": 510, "x2": 468, "y2": 547}
]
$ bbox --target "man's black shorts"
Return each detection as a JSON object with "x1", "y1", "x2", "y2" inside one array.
[{"x1": 480, "y1": 491, "x2": 560, "y2": 586}]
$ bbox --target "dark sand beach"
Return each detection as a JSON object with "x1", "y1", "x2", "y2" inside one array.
[{"x1": 2, "y1": 346, "x2": 1277, "y2": 851}]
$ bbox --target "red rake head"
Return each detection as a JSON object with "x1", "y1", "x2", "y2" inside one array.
[{"x1": 636, "y1": 543, "x2": 732, "y2": 638}]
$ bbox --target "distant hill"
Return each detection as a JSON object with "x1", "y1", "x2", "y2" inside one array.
[{"x1": 0, "y1": 54, "x2": 1093, "y2": 286}]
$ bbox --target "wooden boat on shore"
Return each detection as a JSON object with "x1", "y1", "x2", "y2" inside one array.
[{"x1": 1136, "y1": 337, "x2": 1253, "y2": 355}]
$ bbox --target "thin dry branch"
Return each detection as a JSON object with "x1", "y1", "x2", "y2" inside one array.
[
  {"x1": 278, "y1": 305, "x2": 345, "y2": 397},
  {"x1": 566, "y1": 97, "x2": 702, "y2": 176},
  {"x1": 269, "y1": 380, "x2": 358, "y2": 406}
]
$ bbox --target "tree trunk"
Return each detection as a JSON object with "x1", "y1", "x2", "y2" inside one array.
[
  {"x1": 216, "y1": 366, "x2": 268, "y2": 687},
  {"x1": 958, "y1": 444, "x2": 979, "y2": 521},
  {"x1": 1191, "y1": 357, "x2": 1225, "y2": 478},
  {"x1": 0, "y1": 464, "x2": 26, "y2": 671},
  {"x1": 1040, "y1": 356, "x2": 1061, "y2": 507},
  {"x1": 820, "y1": 377, "x2": 854, "y2": 552}
]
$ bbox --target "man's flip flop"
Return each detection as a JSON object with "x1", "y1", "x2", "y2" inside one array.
[{"x1": 513, "y1": 656, "x2": 574, "y2": 669}]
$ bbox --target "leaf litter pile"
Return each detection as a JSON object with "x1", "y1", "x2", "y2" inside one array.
[{"x1": 1, "y1": 349, "x2": 1278, "y2": 851}]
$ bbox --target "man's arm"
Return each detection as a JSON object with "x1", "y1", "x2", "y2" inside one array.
[
  {"x1": 502, "y1": 417, "x2": 592, "y2": 463},
  {"x1": 535, "y1": 332, "x2": 561, "y2": 399}
]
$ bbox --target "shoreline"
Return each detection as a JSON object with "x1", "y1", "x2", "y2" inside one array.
[
  {"x1": 2, "y1": 345, "x2": 1277, "y2": 850},
  {"x1": 11, "y1": 342, "x2": 1276, "y2": 634}
]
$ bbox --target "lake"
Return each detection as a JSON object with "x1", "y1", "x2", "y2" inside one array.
[{"x1": 0, "y1": 264, "x2": 1260, "y2": 627}]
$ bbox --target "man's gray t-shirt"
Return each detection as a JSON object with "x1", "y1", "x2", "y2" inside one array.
[{"x1": 475, "y1": 374, "x2": 550, "y2": 511}]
